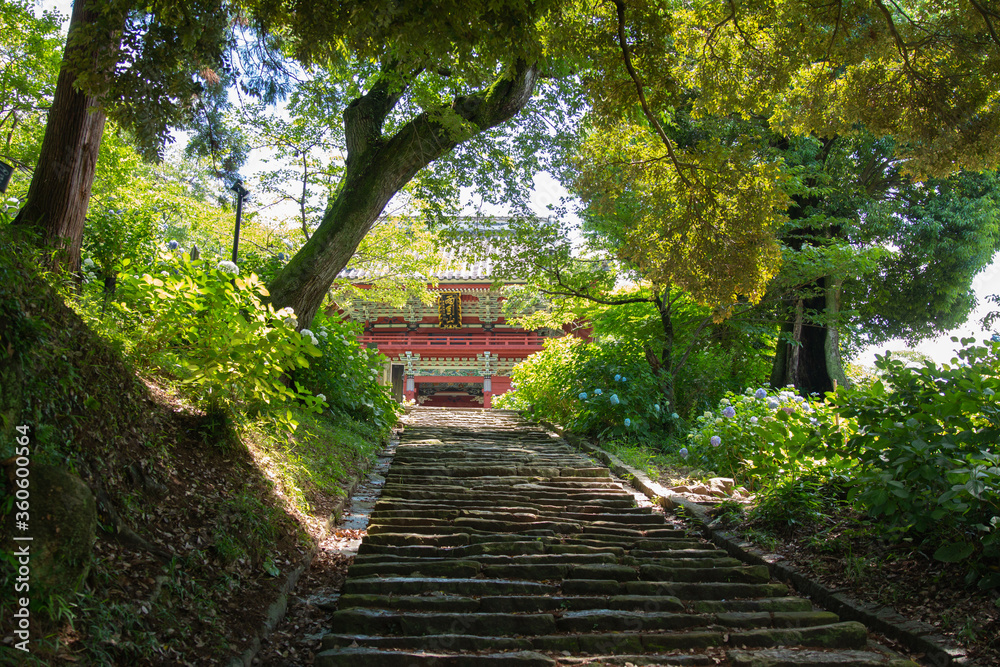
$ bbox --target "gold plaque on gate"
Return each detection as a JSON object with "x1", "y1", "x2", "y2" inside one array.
[{"x1": 438, "y1": 292, "x2": 462, "y2": 329}]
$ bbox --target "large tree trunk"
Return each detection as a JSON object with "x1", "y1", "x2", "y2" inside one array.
[
  {"x1": 13, "y1": 0, "x2": 108, "y2": 273},
  {"x1": 647, "y1": 289, "x2": 677, "y2": 424},
  {"x1": 769, "y1": 274, "x2": 849, "y2": 395},
  {"x1": 266, "y1": 61, "x2": 540, "y2": 329}
]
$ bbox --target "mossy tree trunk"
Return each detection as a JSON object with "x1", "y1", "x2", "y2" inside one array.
[
  {"x1": 769, "y1": 274, "x2": 849, "y2": 395},
  {"x1": 13, "y1": 0, "x2": 108, "y2": 273},
  {"x1": 266, "y1": 61, "x2": 540, "y2": 329}
]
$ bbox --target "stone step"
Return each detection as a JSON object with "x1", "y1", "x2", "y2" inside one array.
[
  {"x1": 352, "y1": 552, "x2": 621, "y2": 566},
  {"x1": 384, "y1": 466, "x2": 612, "y2": 478},
  {"x1": 320, "y1": 621, "x2": 868, "y2": 652},
  {"x1": 374, "y1": 499, "x2": 638, "y2": 511},
  {"x1": 726, "y1": 649, "x2": 921, "y2": 666},
  {"x1": 341, "y1": 576, "x2": 559, "y2": 596},
  {"x1": 330, "y1": 607, "x2": 842, "y2": 637},
  {"x1": 314, "y1": 647, "x2": 557, "y2": 667},
  {"x1": 379, "y1": 491, "x2": 635, "y2": 504},
  {"x1": 336, "y1": 593, "x2": 815, "y2": 615},
  {"x1": 369, "y1": 507, "x2": 667, "y2": 520},
  {"x1": 337, "y1": 594, "x2": 688, "y2": 613}
]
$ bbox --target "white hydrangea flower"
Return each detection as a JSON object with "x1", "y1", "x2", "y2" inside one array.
[
  {"x1": 276, "y1": 307, "x2": 298, "y2": 329},
  {"x1": 300, "y1": 329, "x2": 320, "y2": 346},
  {"x1": 316, "y1": 394, "x2": 326, "y2": 402},
  {"x1": 217, "y1": 260, "x2": 239, "y2": 275},
  {"x1": 83, "y1": 258, "x2": 95, "y2": 268}
]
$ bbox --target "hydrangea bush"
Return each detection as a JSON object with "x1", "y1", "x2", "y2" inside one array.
[
  {"x1": 832, "y1": 339, "x2": 1000, "y2": 578},
  {"x1": 686, "y1": 386, "x2": 853, "y2": 489},
  {"x1": 108, "y1": 255, "x2": 322, "y2": 431},
  {"x1": 494, "y1": 336, "x2": 675, "y2": 440},
  {"x1": 294, "y1": 311, "x2": 399, "y2": 432}
]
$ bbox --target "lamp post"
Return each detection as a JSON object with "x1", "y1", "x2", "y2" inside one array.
[{"x1": 230, "y1": 179, "x2": 249, "y2": 263}]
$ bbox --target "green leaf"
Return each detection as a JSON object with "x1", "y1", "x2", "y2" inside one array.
[{"x1": 933, "y1": 541, "x2": 975, "y2": 563}]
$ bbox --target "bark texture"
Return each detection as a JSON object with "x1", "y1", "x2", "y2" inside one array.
[
  {"x1": 266, "y1": 62, "x2": 540, "y2": 329},
  {"x1": 13, "y1": 0, "x2": 108, "y2": 273},
  {"x1": 769, "y1": 275, "x2": 849, "y2": 395}
]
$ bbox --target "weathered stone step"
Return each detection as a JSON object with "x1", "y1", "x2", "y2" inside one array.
[
  {"x1": 726, "y1": 648, "x2": 920, "y2": 666},
  {"x1": 385, "y1": 466, "x2": 611, "y2": 478},
  {"x1": 331, "y1": 608, "x2": 842, "y2": 637},
  {"x1": 349, "y1": 552, "x2": 744, "y2": 572},
  {"x1": 337, "y1": 593, "x2": 689, "y2": 613},
  {"x1": 356, "y1": 539, "x2": 629, "y2": 558},
  {"x1": 380, "y1": 491, "x2": 634, "y2": 504},
  {"x1": 342, "y1": 576, "x2": 559, "y2": 596},
  {"x1": 561, "y1": 579, "x2": 790, "y2": 599},
  {"x1": 370, "y1": 507, "x2": 667, "y2": 521},
  {"x1": 366, "y1": 519, "x2": 587, "y2": 535},
  {"x1": 374, "y1": 498, "x2": 638, "y2": 512},
  {"x1": 328, "y1": 594, "x2": 813, "y2": 617},
  {"x1": 314, "y1": 647, "x2": 556, "y2": 667},
  {"x1": 320, "y1": 621, "x2": 868, "y2": 653},
  {"x1": 370, "y1": 505, "x2": 657, "y2": 516},
  {"x1": 352, "y1": 552, "x2": 621, "y2": 566}
]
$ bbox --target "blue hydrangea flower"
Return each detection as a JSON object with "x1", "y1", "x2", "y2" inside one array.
[
  {"x1": 679, "y1": 447, "x2": 689, "y2": 459},
  {"x1": 722, "y1": 406, "x2": 736, "y2": 419},
  {"x1": 609, "y1": 394, "x2": 620, "y2": 405},
  {"x1": 754, "y1": 388, "x2": 768, "y2": 400},
  {"x1": 767, "y1": 399, "x2": 780, "y2": 409},
  {"x1": 277, "y1": 252, "x2": 286, "y2": 260},
  {"x1": 614, "y1": 374, "x2": 622, "y2": 382},
  {"x1": 624, "y1": 418, "x2": 631, "y2": 427},
  {"x1": 594, "y1": 388, "x2": 603, "y2": 395},
  {"x1": 671, "y1": 412, "x2": 680, "y2": 420},
  {"x1": 168, "y1": 240, "x2": 179, "y2": 250},
  {"x1": 653, "y1": 404, "x2": 660, "y2": 412},
  {"x1": 710, "y1": 435, "x2": 722, "y2": 447},
  {"x1": 578, "y1": 392, "x2": 588, "y2": 400},
  {"x1": 620, "y1": 375, "x2": 627, "y2": 382},
  {"x1": 750, "y1": 416, "x2": 759, "y2": 424}
]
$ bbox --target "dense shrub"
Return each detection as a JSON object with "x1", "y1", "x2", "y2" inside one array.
[
  {"x1": 685, "y1": 387, "x2": 853, "y2": 490},
  {"x1": 832, "y1": 340, "x2": 1000, "y2": 582},
  {"x1": 101, "y1": 254, "x2": 321, "y2": 430},
  {"x1": 294, "y1": 311, "x2": 399, "y2": 433},
  {"x1": 494, "y1": 336, "x2": 676, "y2": 440}
]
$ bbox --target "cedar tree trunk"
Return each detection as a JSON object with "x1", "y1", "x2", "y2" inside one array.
[
  {"x1": 770, "y1": 274, "x2": 849, "y2": 395},
  {"x1": 266, "y1": 61, "x2": 540, "y2": 329},
  {"x1": 13, "y1": 0, "x2": 108, "y2": 273}
]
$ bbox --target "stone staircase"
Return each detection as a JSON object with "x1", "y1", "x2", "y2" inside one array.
[{"x1": 316, "y1": 408, "x2": 917, "y2": 667}]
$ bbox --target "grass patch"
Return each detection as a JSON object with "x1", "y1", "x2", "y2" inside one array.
[
  {"x1": 599, "y1": 438, "x2": 719, "y2": 488},
  {"x1": 241, "y1": 407, "x2": 385, "y2": 516}
]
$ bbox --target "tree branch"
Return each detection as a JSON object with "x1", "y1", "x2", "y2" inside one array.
[
  {"x1": 343, "y1": 60, "x2": 419, "y2": 173},
  {"x1": 613, "y1": 0, "x2": 692, "y2": 188},
  {"x1": 969, "y1": 0, "x2": 1000, "y2": 47}
]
